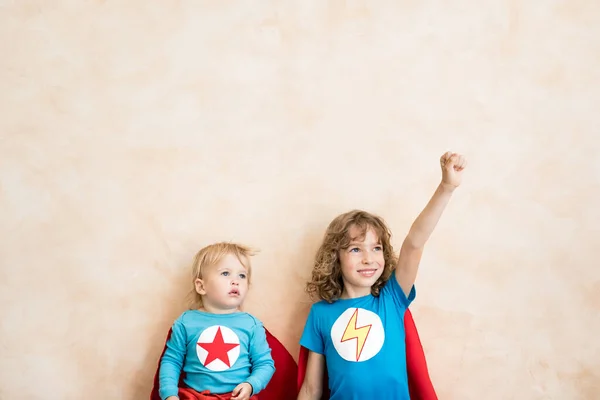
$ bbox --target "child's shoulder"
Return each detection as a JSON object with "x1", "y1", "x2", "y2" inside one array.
[
  {"x1": 174, "y1": 309, "x2": 201, "y2": 324},
  {"x1": 236, "y1": 311, "x2": 265, "y2": 328},
  {"x1": 309, "y1": 299, "x2": 338, "y2": 313}
]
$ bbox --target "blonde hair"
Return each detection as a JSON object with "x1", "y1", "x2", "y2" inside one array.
[
  {"x1": 188, "y1": 242, "x2": 256, "y2": 309},
  {"x1": 306, "y1": 210, "x2": 397, "y2": 303}
]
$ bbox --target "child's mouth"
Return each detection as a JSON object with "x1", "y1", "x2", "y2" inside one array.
[
  {"x1": 229, "y1": 289, "x2": 240, "y2": 296},
  {"x1": 358, "y1": 269, "x2": 377, "y2": 278}
]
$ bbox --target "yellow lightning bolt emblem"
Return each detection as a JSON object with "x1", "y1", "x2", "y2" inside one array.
[{"x1": 341, "y1": 308, "x2": 372, "y2": 361}]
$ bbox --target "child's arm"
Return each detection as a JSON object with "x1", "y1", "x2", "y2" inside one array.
[
  {"x1": 395, "y1": 151, "x2": 466, "y2": 297},
  {"x1": 297, "y1": 351, "x2": 325, "y2": 400},
  {"x1": 243, "y1": 322, "x2": 276, "y2": 395},
  {"x1": 158, "y1": 319, "x2": 187, "y2": 400}
]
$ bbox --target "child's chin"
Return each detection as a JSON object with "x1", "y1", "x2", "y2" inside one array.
[{"x1": 225, "y1": 297, "x2": 244, "y2": 306}]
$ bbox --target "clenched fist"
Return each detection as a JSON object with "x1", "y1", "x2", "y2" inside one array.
[{"x1": 440, "y1": 151, "x2": 467, "y2": 189}]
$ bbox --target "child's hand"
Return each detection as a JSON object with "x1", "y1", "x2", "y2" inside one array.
[
  {"x1": 230, "y1": 382, "x2": 253, "y2": 400},
  {"x1": 440, "y1": 151, "x2": 467, "y2": 189}
]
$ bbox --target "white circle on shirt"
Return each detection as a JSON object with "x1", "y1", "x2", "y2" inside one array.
[
  {"x1": 196, "y1": 325, "x2": 241, "y2": 371},
  {"x1": 330, "y1": 307, "x2": 385, "y2": 362}
]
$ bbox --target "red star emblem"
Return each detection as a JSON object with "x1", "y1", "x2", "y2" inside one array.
[{"x1": 197, "y1": 326, "x2": 239, "y2": 367}]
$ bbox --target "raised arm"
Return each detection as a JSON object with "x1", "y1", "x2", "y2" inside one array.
[{"x1": 395, "y1": 152, "x2": 467, "y2": 297}]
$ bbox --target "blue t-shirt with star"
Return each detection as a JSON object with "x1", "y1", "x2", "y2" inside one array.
[
  {"x1": 159, "y1": 310, "x2": 275, "y2": 399},
  {"x1": 300, "y1": 276, "x2": 416, "y2": 400}
]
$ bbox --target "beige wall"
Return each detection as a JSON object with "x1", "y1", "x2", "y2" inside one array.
[{"x1": 1, "y1": 1, "x2": 599, "y2": 399}]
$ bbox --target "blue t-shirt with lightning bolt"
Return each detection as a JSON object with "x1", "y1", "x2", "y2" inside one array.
[
  {"x1": 159, "y1": 310, "x2": 275, "y2": 400},
  {"x1": 300, "y1": 276, "x2": 416, "y2": 400}
]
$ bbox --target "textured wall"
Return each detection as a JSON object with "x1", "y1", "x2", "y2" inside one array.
[{"x1": 1, "y1": 1, "x2": 599, "y2": 399}]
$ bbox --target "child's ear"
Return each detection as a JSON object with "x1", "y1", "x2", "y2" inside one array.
[{"x1": 194, "y1": 278, "x2": 206, "y2": 295}]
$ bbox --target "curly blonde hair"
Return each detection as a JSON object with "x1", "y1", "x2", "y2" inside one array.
[
  {"x1": 188, "y1": 242, "x2": 256, "y2": 309},
  {"x1": 306, "y1": 210, "x2": 397, "y2": 303}
]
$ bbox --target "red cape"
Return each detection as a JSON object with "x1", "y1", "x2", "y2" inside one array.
[
  {"x1": 297, "y1": 308, "x2": 438, "y2": 400},
  {"x1": 149, "y1": 328, "x2": 298, "y2": 400}
]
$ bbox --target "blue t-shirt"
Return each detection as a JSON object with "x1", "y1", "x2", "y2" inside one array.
[
  {"x1": 300, "y1": 276, "x2": 416, "y2": 400},
  {"x1": 159, "y1": 310, "x2": 275, "y2": 400}
]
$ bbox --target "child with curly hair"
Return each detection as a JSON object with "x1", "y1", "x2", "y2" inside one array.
[{"x1": 298, "y1": 152, "x2": 467, "y2": 400}]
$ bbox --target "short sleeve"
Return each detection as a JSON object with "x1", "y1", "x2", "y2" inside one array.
[
  {"x1": 381, "y1": 275, "x2": 416, "y2": 310},
  {"x1": 299, "y1": 304, "x2": 324, "y2": 354}
]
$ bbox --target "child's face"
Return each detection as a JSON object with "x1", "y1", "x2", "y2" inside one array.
[
  {"x1": 195, "y1": 253, "x2": 249, "y2": 313},
  {"x1": 339, "y1": 225, "x2": 385, "y2": 299}
]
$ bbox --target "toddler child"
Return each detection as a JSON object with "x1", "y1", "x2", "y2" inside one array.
[{"x1": 159, "y1": 242, "x2": 275, "y2": 400}]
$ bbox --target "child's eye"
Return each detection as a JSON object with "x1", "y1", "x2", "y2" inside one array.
[
  {"x1": 374, "y1": 246, "x2": 383, "y2": 251},
  {"x1": 221, "y1": 271, "x2": 230, "y2": 276},
  {"x1": 349, "y1": 247, "x2": 360, "y2": 253},
  {"x1": 239, "y1": 274, "x2": 247, "y2": 279}
]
